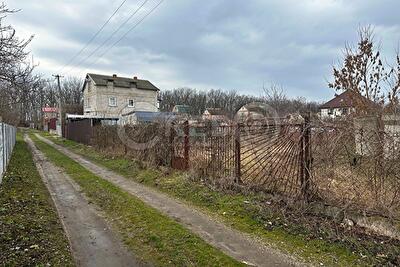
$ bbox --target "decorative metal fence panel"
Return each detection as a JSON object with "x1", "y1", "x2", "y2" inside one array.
[
  {"x1": 0, "y1": 122, "x2": 17, "y2": 183},
  {"x1": 67, "y1": 115, "x2": 400, "y2": 212},
  {"x1": 85, "y1": 118, "x2": 313, "y2": 199},
  {"x1": 188, "y1": 124, "x2": 236, "y2": 178},
  {"x1": 172, "y1": 120, "x2": 312, "y2": 198},
  {"x1": 239, "y1": 123, "x2": 304, "y2": 196}
]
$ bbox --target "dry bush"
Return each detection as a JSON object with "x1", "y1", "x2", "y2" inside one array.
[
  {"x1": 92, "y1": 121, "x2": 172, "y2": 167},
  {"x1": 312, "y1": 117, "x2": 400, "y2": 217},
  {"x1": 91, "y1": 116, "x2": 400, "y2": 218},
  {"x1": 187, "y1": 124, "x2": 236, "y2": 184}
]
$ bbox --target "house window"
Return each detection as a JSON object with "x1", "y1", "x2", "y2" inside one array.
[
  {"x1": 128, "y1": 99, "x2": 135, "y2": 108},
  {"x1": 328, "y1": 108, "x2": 333, "y2": 115},
  {"x1": 86, "y1": 97, "x2": 91, "y2": 108},
  {"x1": 109, "y1": 97, "x2": 117, "y2": 107}
]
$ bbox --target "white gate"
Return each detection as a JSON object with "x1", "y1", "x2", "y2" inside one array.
[{"x1": 0, "y1": 123, "x2": 17, "y2": 183}]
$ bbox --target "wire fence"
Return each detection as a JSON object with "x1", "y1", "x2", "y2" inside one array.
[
  {"x1": 67, "y1": 115, "x2": 400, "y2": 217},
  {"x1": 182, "y1": 121, "x2": 311, "y2": 198},
  {"x1": 0, "y1": 122, "x2": 17, "y2": 183},
  {"x1": 89, "y1": 119, "x2": 313, "y2": 199}
]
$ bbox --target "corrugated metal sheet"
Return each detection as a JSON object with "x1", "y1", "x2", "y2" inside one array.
[
  {"x1": 0, "y1": 123, "x2": 17, "y2": 183},
  {"x1": 65, "y1": 119, "x2": 93, "y2": 145}
]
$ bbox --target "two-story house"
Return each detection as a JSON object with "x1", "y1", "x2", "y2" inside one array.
[{"x1": 83, "y1": 73, "x2": 160, "y2": 117}]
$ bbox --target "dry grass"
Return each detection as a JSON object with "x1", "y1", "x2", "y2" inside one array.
[{"x1": 88, "y1": 119, "x2": 400, "y2": 218}]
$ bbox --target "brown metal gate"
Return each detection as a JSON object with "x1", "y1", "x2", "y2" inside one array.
[{"x1": 65, "y1": 119, "x2": 93, "y2": 145}]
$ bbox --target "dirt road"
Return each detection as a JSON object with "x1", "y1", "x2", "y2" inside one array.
[
  {"x1": 35, "y1": 133, "x2": 299, "y2": 267},
  {"x1": 26, "y1": 135, "x2": 141, "y2": 267}
]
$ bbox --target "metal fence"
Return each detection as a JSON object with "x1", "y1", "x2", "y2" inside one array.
[
  {"x1": 0, "y1": 122, "x2": 17, "y2": 183},
  {"x1": 68, "y1": 116, "x2": 400, "y2": 213},
  {"x1": 64, "y1": 119, "x2": 93, "y2": 145},
  {"x1": 66, "y1": 117, "x2": 313, "y2": 198},
  {"x1": 172, "y1": 119, "x2": 312, "y2": 198}
]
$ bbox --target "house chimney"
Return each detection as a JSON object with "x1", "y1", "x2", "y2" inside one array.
[
  {"x1": 133, "y1": 76, "x2": 138, "y2": 80},
  {"x1": 112, "y1": 74, "x2": 117, "y2": 78}
]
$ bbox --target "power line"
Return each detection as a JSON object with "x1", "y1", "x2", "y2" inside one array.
[
  {"x1": 58, "y1": 0, "x2": 128, "y2": 73},
  {"x1": 84, "y1": 0, "x2": 164, "y2": 72},
  {"x1": 63, "y1": 0, "x2": 150, "y2": 76}
]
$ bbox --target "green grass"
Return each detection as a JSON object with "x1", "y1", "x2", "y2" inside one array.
[
  {"x1": 0, "y1": 132, "x2": 74, "y2": 266},
  {"x1": 38, "y1": 131, "x2": 400, "y2": 266},
  {"x1": 30, "y1": 133, "x2": 243, "y2": 267}
]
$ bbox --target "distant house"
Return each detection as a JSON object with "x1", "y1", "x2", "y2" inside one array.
[
  {"x1": 236, "y1": 102, "x2": 268, "y2": 122},
  {"x1": 119, "y1": 111, "x2": 175, "y2": 125},
  {"x1": 82, "y1": 73, "x2": 160, "y2": 117},
  {"x1": 202, "y1": 108, "x2": 228, "y2": 122},
  {"x1": 42, "y1": 107, "x2": 58, "y2": 132},
  {"x1": 172, "y1": 105, "x2": 191, "y2": 114},
  {"x1": 320, "y1": 91, "x2": 356, "y2": 119}
]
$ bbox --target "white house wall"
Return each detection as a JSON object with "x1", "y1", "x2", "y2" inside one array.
[
  {"x1": 83, "y1": 81, "x2": 158, "y2": 117},
  {"x1": 320, "y1": 107, "x2": 355, "y2": 119},
  {"x1": 83, "y1": 78, "x2": 98, "y2": 114},
  {"x1": 320, "y1": 108, "x2": 344, "y2": 119}
]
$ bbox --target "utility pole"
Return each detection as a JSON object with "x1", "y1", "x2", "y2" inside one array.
[{"x1": 53, "y1": 74, "x2": 63, "y2": 136}]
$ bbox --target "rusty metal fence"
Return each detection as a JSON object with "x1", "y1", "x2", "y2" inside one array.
[
  {"x1": 63, "y1": 115, "x2": 314, "y2": 198},
  {"x1": 171, "y1": 118, "x2": 312, "y2": 198},
  {"x1": 65, "y1": 115, "x2": 400, "y2": 211},
  {"x1": 64, "y1": 116, "x2": 313, "y2": 198}
]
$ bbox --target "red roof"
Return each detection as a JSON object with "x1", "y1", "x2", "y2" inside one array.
[{"x1": 320, "y1": 90, "x2": 358, "y2": 109}]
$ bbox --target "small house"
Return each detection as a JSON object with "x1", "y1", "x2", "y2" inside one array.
[
  {"x1": 319, "y1": 90, "x2": 360, "y2": 119},
  {"x1": 235, "y1": 102, "x2": 268, "y2": 122},
  {"x1": 119, "y1": 111, "x2": 175, "y2": 125},
  {"x1": 172, "y1": 105, "x2": 191, "y2": 115},
  {"x1": 202, "y1": 108, "x2": 228, "y2": 122}
]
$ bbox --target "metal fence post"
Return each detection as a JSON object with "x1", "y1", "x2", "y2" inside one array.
[
  {"x1": 3, "y1": 123, "x2": 6, "y2": 177},
  {"x1": 169, "y1": 122, "x2": 175, "y2": 168},
  {"x1": 234, "y1": 123, "x2": 241, "y2": 184},
  {"x1": 300, "y1": 115, "x2": 312, "y2": 200},
  {"x1": 1, "y1": 123, "x2": 4, "y2": 180},
  {"x1": 183, "y1": 120, "x2": 189, "y2": 170}
]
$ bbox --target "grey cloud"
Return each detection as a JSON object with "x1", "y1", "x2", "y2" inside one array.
[{"x1": 7, "y1": 0, "x2": 400, "y2": 101}]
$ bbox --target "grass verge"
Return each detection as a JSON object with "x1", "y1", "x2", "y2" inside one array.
[
  {"x1": 0, "y1": 132, "x2": 74, "y2": 266},
  {"x1": 38, "y1": 131, "x2": 400, "y2": 266},
  {"x1": 30, "y1": 133, "x2": 243, "y2": 266}
]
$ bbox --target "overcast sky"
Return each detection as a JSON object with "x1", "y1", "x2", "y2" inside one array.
[{"x1": 7, "y1": 0, "x2": 400, "y2": 101}]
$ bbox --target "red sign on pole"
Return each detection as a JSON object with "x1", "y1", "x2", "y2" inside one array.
[{"x1": 42, "y1": 107, "x2": 58, "y2": 113}]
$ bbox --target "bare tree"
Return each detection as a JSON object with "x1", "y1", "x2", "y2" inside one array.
[
  {"x1": 386, "y1": 51, "x2": 400, "y2": 113},
  {"x1": 262, "y1": 84, "x2": 319, "y2": 116},
  {"x1": 328, "y1": 26, "x2": 396, "y2": 114},
  {"x1": 60, "y1": 76, "x2": 83, "y2": 105},
  {"x1": 160, "y1": 87, "x2": 319, "y2": 118},
  {"x1": 262, "y1": 84, "x2": 288, "y2": 115},
  {"x1": 0, "y1": 3, "x2": 35, "y2": 125}
]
